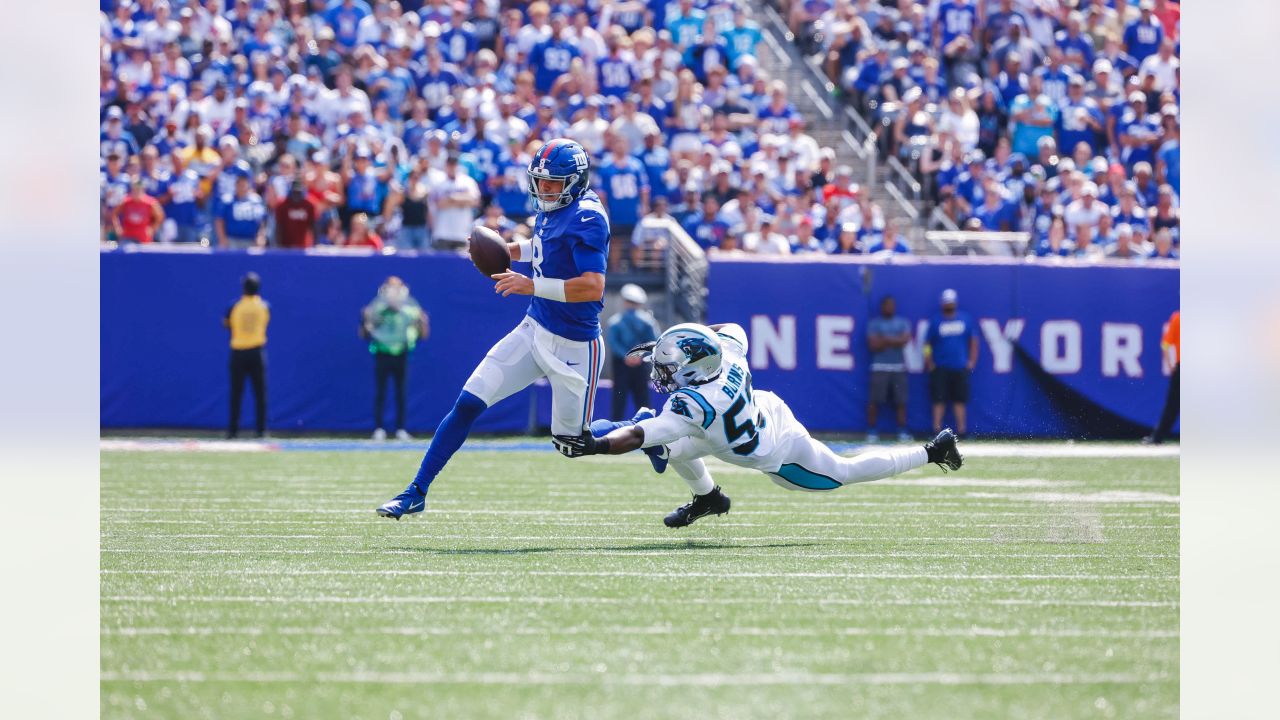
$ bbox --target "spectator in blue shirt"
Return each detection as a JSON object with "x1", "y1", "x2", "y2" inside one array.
[
  {"x1": 605, "y1": 283, "x2": 660, "y2": 420},
  {"x1": 597, "y1": 45, "x2": 637, "y2": 100},
  {"x1": 1009, "y1": 75, "x2": 1058, "y2": 158},
  {"x1": 1117, "y1": 92, "x2": 1160, "y2": 170},
  {"x1": 684, "y1": 18, "x2": 729, "y2": 84},
  {"x1": 596, "y1": 136, "x2": 651, "y2": 267},
  {"x1": 972, "y1": 181, "x2": 1016, "y2": 231},
  {"x1": 924, "y1": 289, "x2": 978, "y2": 436},
  {"x1": 325, "y1": 0, "x2": 372, "y2": 52},
  {"x1": 1124, "y1": 1, "x2": 1165, "y2": 63},
  {"x1": 866, "y1": 295, "x2": 913, "y2": 443},
  {"x1": 440, "y1": 4, "x2": 478, "y2": 67},
  {"x1": 866, "y1": 220, "x2": 912, "y2": 255},
  {"x1": 721, "y1": 8, "x2": 763, "y2": 71},
  {"x1": 216, "y1": 174, "x2": 267, "y2": 248},
  {"x1": 666, "y1": 0, "x2": 707, "y2": 49},
  {"x1": 528, "y1": 15, "x2": 580, "y2": 94}
]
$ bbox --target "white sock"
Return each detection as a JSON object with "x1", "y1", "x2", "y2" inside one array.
[
  {"x1": 671, "y1": 457, "x2": 715, "y2": 496},
  {"x1": 835, "y1": 446, "x2": 928, "y2": 485}
]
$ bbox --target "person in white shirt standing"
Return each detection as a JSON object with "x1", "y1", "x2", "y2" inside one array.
[{"x1": 428, "y1": 153, "x2": 481, "y2": 250}]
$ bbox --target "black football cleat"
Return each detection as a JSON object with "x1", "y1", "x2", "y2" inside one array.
[
  {"x1": 925, "y1": 428, "x2": 963, "y2": 472},
  {"x1": 663, "y1": 486, "x2": 731, "y2": 528}
]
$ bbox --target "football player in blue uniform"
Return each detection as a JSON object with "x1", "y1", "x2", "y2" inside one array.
[{"x1": 377, "y1": 139, "x2": 610, "y2": 519}]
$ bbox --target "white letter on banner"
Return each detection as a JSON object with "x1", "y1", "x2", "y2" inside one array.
[
  {"x1": 750, "y1": 315, "x2": 796, "y2": 370},
  {"x1": 1040, "y1": 320, "x2": 1082, "y2": 374},
  {"x1": 979, "y1": 318, "x2": 1026, "y2": 374},
  {"x1": 816, "y1": 315, "x2": 855, "y2": 370},
  {"x1": 1101, "y1": 322, "x2": 1144, "y2": 378},
  {"x1": 904, "y1": 319, "x2": 930, "y2": 373}
]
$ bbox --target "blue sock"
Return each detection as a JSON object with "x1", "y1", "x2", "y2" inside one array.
[
  {"x1": 409, "y1": 391, "x2": 487, "y2": 494},
  {"x1": 589, "y1": 418, "x2": 634, "y2": 438}
]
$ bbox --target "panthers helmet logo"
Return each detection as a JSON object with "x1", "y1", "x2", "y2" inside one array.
[{"x1": 676, "y1": 337, "x2": 717, "y2": 363}]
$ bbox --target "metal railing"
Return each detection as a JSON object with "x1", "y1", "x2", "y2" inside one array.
[
  {"x1": 925, "y1": 230, "x2": 1032, "y2": 257},
  {"x1": 652, "y1": 217, "x2": 708, "y2": 325}
]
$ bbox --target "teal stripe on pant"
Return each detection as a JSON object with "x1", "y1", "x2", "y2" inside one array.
[{"x1": 774, "y1": 463, "x2": 841, "y2": 490}]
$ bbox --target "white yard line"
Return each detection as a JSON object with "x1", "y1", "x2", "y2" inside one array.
[
  {"x1": 104, "y1": 522, "x2": 1177, "y2": 540},
  {"x1": 98, "y1": 511, "x2": 1182, "y2": 523},
  {"x1": 100, "y1": 595, "x2": 1178, "y2": 608},
  {"x1": 98, "y1": 569, "x2": 1175, "y2": 581},
  {"x1": 101, "y1": 625, "x2": 1177, "y2": 640},
  {"x1": 99, "y1": 670, "x2": 1175, "y2": 686},
  {"x1": 97, "y1": 500, "x2": 1179, "y2": 513},
  {"x1": 97, "y1": 551, "x2": 1176, "y2": 560},
  {"x1": 100, "y1": 439, "x2": 1180, "y2": 458}
]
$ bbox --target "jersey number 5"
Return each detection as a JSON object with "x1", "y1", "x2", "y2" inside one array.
[{"x1": 724, "y1": 395, "x2": 760, "y2": 456}]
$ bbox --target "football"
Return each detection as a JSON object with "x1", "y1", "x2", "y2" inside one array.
[{"x1": 468, "y1": 225, "x2": 511, "y2": 277}]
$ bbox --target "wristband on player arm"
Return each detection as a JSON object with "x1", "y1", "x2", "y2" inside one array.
[
  {"x1": 533, "y1": 277, "x2": 567, "y2": 302},
  {"x1": 515, "y1": 238, "x2": 533, "y2": 261}
]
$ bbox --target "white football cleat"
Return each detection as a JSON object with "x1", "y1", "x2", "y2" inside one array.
[
  {"x1": 372, "y1": 428, "x2": 387, "y2": 441},
  {"x1": 395, "y1": 429, "x2": 414, "y2": 441}
]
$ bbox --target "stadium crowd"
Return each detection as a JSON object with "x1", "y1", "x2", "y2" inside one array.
[
  {"x1": 99, "y1": 0, "x2": 1178, "y2": 265},
  {"x1": 787, "y1": 0, "x2": 1180, "y2": 260}
]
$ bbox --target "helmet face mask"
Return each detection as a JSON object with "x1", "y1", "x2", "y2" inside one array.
[
  {"x1": 527, "y1": 139, "x2": 591, "y2": 212},
  {"x1": 644, "y1": 325, "x2": 724, "y2": 394}
]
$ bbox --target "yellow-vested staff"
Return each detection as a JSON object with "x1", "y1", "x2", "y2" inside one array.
[{"x1": 224, "y1": 272, "x2": 269, "y2": 439}]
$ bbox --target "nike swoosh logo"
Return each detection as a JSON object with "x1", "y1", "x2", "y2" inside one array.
[
  {"x1": 581, "y1": 216, "x2": 593, "y2": 222},
  {"x1": 409, "y1": 501, "x2": 424, "y2": 511},
  {"x1": 566, "y1": 361, "x2": 580, "y2": 366}
]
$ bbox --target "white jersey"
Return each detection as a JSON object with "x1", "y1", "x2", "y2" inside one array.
[{"x1": 636, "y1": 324, "x2": 807, "y2": 472}]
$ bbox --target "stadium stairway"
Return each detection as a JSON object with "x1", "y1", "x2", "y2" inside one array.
[{"x1": 751, "y1": 0, "x2": 927, "y2": 247}]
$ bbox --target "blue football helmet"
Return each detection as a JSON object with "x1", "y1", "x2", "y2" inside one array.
[{"x1": 527, "y1": 138, "x2": 591, "y2": 213}]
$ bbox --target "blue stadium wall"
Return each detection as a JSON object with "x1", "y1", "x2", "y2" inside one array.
[
  {"x1": 706, "y1": 256, "x2": 1179, "y2": 438},
  {"x1": 101, "y1": 249, "x2": 1178, "y2": 438}
]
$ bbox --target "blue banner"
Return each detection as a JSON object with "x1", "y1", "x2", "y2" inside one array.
[
  {"x1": 706, "y1": 257, "x2": 1179, "y2": 437},
  {"x1": 102, "y1": 249, "x2": 545, "y2": 433}
]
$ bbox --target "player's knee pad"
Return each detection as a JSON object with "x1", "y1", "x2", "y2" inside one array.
[{"x1": 453, "y1": 390, "x2": 488, "y2": 421}]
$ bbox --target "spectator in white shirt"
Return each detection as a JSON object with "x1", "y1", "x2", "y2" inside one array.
[
  {"x1": 785, "y1": 117, "x2": 821, "y2": 172},
  {"x1": 568, "y1": 96, "x2": 611, "y2": 157},
  {"x1": 938, "y1": 88, "x2": 980, "y2": 153},
  {"x1": 428, "y1": 154, "x2": 481, "y2": 250},
  {"x1": 1064, "y1": 181, "x2": 1109, "y2": 241},
  {"x1": 1138, "y1": 38, "x2": 1179, "y2": 94},
  {"x1": 746, "y1": 215, "x2": 792, "y2": 255},
  {"x1": 609, "y1": 95, "x2": 660, "y2": 154}
]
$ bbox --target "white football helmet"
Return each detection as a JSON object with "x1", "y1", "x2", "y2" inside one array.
[{"x1": 631, "y1": 323, "x2": 724, "y2": 393}]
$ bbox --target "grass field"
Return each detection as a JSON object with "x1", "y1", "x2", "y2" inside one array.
[{"x1": 101, "y1": 441, "x2": 1178, "y2": 719}]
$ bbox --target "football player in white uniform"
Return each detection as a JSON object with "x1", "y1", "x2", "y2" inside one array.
[{"x1": 554, "y1": 322, "x2": 963, "y2": 527}]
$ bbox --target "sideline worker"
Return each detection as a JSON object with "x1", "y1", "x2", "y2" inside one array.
[
  {"x1": 225, "y1": 272, "x2": 269, "y2": 439},
  {"x1": 361, "y1": 277, "x2": 429, "y2": 441}
]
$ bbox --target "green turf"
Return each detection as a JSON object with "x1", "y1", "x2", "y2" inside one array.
[{"x1": 101, "y1": 446, "x2": 1178, "y2": 719}]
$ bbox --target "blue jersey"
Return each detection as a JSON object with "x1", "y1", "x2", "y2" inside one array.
[
  {"x1": 1124, "y1": 18, "x2": 1163, "y2": 63},
  {"x1": 528, "y1": 39, "x2": 580, "y2": 93},
  {"x1": 325, "y1": 4, "x2": 369, "y2": 49},
  {"x1": 218, "y1": 192, "x2": 267, "y2": 239},
  {"x1": 526, "y1": 189, "x2": 610, "y2": 341},
  {"x1": 596, "y1": 156, "x2": 648, "y2": 226},
  {"x1": 721, "y1": 25, "x2": 763, "y2": 71},
  {"x1": 165, "y1": 168, "x2": 201, "y2": 226},
  {"x1": 414, "y1": 66, "x2": 462, "y2": 110},
  {"x1": 462, "y1": 136, "x2": 503, "y2": 184},
  {"x1": 1057, "y1": 97, "x2": 1102, "y2": 155},
  {"x1": 637, "y1": 145, "x2": 671, "y2": 197},
  {"x1": 926, "y1": 312, "x2": 976, "y2": 370},
  {"x1": 667, "y1": 12, "x2": 706, "y2": 49},
  {"x1": 597, "y1": 57, "x2": 636, "y2": 99},
  {"x1": 937, "y1": 2, "x2": 977, "y2": 48},
  {"x1": 441, "y1": 25, "x2": 478, "y2": 65},
  {"x1": 495, "y1": 154, "x2": 534, "y2": 218}
]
